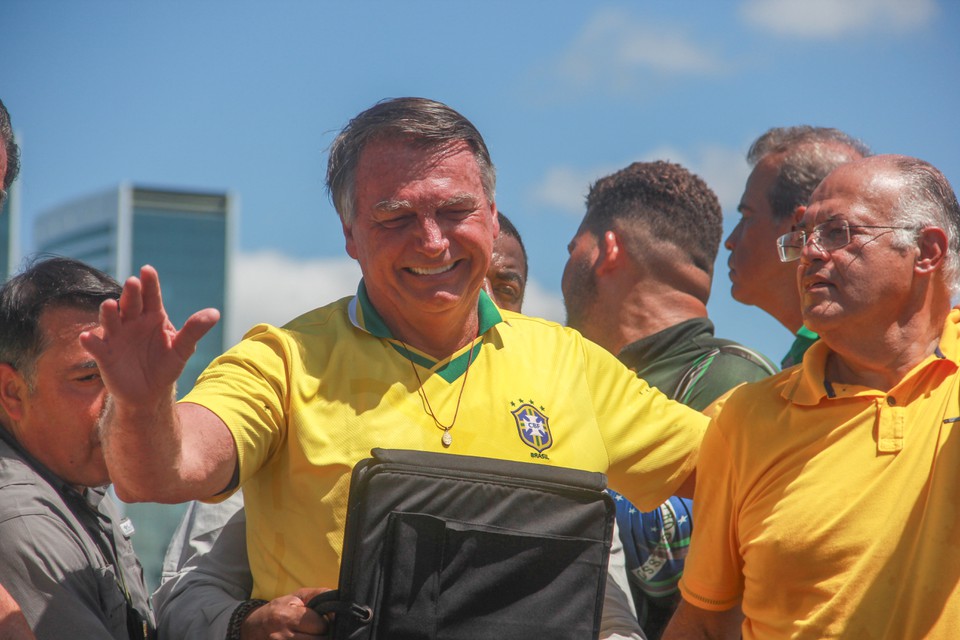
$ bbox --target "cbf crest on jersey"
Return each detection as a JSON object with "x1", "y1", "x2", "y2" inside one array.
[{"x1": 512, "y1": 401, "x2": 553, "y2": 452}]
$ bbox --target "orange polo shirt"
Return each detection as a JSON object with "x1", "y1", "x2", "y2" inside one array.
[{"x1": 680, "y1": 309, "x2": 960, "y2": 639}]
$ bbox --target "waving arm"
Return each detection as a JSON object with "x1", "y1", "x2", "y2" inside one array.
[{"x1": 81, "y1": 265, "x2": 236, "y2": 503}]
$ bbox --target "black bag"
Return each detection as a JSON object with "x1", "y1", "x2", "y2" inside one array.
[{"x1": 310, "y1": 448, "x2": 617, "y2": 640}]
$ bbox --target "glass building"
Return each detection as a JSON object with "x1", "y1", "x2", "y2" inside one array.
[
  {"x1": 34, "y1": 183, "x2": 235, "y2": 396},
  {"x1": 0, "y1": 179, "x2": 20, "y2": 282},
  {"x1": 34, "y1": 184, "x2": 237, "y2": 590}
]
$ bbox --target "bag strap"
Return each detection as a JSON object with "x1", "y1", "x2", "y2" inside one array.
[{"x1": 307, "y1": 590, "x2": 373, "y2": 623}]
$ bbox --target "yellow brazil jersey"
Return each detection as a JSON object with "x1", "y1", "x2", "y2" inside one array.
[{"x1": 183, "y1": 283, "x2": 706, "y2": 599}]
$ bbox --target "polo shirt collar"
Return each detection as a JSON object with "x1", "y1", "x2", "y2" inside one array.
[
  {"x1": 347, "y1": 279, "x2": 503, "y2": 382},
  {"x1": 797, "y1": 325, "x2": 818, "y2": 340},
  {"x1": 784, "y1": 309, "x2": 960, "y2": 406}
]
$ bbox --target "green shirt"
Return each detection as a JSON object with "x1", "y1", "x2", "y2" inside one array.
[
  {"x1": 617, "y1": 317, "x2": 777, "y2": 412},
  {"x1": 780, "y1": 325, "x2": 819, "y2": 369}
]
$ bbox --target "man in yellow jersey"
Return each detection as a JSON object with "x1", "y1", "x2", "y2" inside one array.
[
  {"x1": 150, "y1": 212, "x2": 540, "y2": 640},
  {"x1": 665, "y1": 155, "x2": 960, "y2": 639},
  {"x1": 83, "y1": 98, "x2": 706, "y2": 638}
]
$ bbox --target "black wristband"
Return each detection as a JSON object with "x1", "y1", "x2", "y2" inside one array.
[{"x1": 226, "y1": 598, "x2": 269, "y2": 640}]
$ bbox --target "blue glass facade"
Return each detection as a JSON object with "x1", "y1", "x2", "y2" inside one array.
[
  {"x1": 35, "y1": 186, "x2": 231, "y2": 397},
  {"x1": 34, "y1": 185, "x2": 234, "y2": 590},
  {"x1": 131, "y1": 202, "x2": 228, "y2": 396}
]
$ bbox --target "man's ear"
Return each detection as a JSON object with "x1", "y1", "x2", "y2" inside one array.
[
  {"x1": 595, "y1": 230, "x2": 622, "y2": 275},
  {"x1": 915, "y1": 226, "x2": 948, "y2": 276},
  {"x1": 789, "y1": 205, "x2": 806, "y2": 230},
  {"x1": 0, "y1": 363, "x2": 26, "y2": 422},
  {"x1": 342, "y1": 218, "x2": 359, "y2": 260}
]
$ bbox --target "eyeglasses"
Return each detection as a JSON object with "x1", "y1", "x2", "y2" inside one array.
[{"x1": 776, "y1": 219, "x2": 917, "y2": 262}]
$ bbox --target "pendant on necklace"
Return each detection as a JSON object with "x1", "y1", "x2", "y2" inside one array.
[{"x1": 442, "y1": 430, "x2": 453, "y2": 447}]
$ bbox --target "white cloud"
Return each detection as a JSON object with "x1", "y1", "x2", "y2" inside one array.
[
  {"x1": 530, "y1": 145, "x2": 750, "y2": 217},
  {"x1": 529, "y1": 165, "x2": 617, "y2": 215},
  {"x1": 521, "y1": 277, "x2": 566, "y2": 324},
  {"x1": 686, "y1": 146, "x2": 752, "y2": 211},
  {"x1": 228, "y1": 250, "x2": 361, "y2": 345},
  {"x1": 740, "y1": 0, "x2": 937, "y2": 38},
  {"x1": 554, "y1": 7, "x2": 728, "y2": 94}
]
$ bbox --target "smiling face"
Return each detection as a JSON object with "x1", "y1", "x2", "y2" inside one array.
[
  {"x1": 797, "y1": 163, "x2": 918, "y2": 336},
  {"x1": 344, "y1": 137, "x2": 499, "y2": 343},
  {"x1": 725, "y1": 156, "x2": 800, "y2": 316},
  {"x1": 2, "y1": 306, "x2": 109, "y2": 489}
]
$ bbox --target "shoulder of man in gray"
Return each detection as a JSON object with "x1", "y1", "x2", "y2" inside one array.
[
  {"x1": 0, "y1": 254, "x2": 154, "y2": 638},
  {"x1": 153, "y1": 491, "x2": 249, "y2": 639}
]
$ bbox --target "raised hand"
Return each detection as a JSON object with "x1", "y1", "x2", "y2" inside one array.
[
  {"x1": 79, "y1": 265, "x2": 232, "y2": 504},
  {"x1": 80, "y1": 265, "x2": 220, "y2": 407}
]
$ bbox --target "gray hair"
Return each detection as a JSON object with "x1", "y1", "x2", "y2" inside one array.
[
  {"x1": 326, "y1": 97, "x2": 496, "y2": 224},
  {"x1": 749, "y1": 126, "x2": 870, "y2": 220},
  {"x1": 884, "y1": 156, "x2": 960, "y2": 295}
]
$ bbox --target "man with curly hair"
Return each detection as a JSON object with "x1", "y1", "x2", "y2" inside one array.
[{"x1": 563, "y1": 160, "x2": 776, "y2": 639}]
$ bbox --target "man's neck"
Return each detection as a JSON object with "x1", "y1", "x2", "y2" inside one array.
[
  {"x1": 600, "y1": 287, "x2": 708, "y2": 356},
  {"x1": 822, "y1": 310, "x2": 949, "y2": 391},
  {"x1": 392, "y1": 316, "x2": 480, "y2": 360},
  {"x1": 357, "y1": 283, "x2": 487, "y2": 360},
  {"x1": 765, "y1": 290, "x2": 805, "y2": 335}
]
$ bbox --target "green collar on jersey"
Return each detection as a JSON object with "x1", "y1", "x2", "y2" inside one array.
[{"x1": 352, "y1": 280, "x2": 502, "y2": 383}]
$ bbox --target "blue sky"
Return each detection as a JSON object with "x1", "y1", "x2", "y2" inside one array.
[{"x1": 4, "y1": 0, "x2": 959, "y2": 360}]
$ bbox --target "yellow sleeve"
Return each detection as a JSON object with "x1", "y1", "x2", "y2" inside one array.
[
  {"x1": 181, "y1": 324, "x2": 292, "y2": 486},
  {"x1": 579, "y1": 335, "x2": 709, "y2": 511},
  {"x1": 678, "y1": 407, "x2": 745, "y2": 610}
]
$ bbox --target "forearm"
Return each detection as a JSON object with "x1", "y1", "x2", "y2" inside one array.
[
  {"x1": 662, "y1": 600, "x2": 742, "y2": 640},
  {"x1": 101, "y1": 386, "x2": 178, "y2": 502},
  {"x1": 102, "y1": 397, "x2": 235, "y2": 503},
  {"x1": 82, "y1": 265, "x2": 228, "y2": 502},
  {"x1": 154, "y1": 496, "x2": 251, "y2": 639}
]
